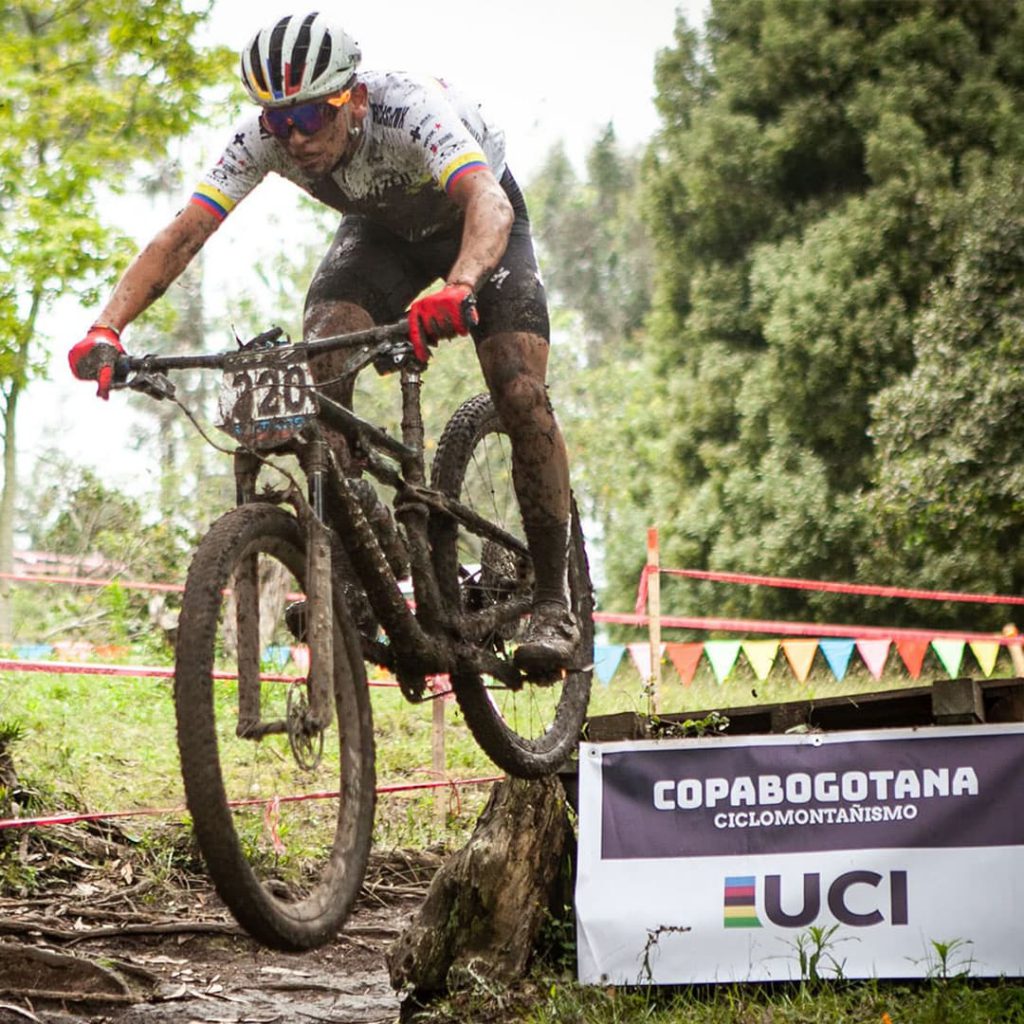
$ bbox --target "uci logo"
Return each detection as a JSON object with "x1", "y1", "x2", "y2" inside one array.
[{"x1": 724, "y1": 870, "x2": 909, "y2": 929}]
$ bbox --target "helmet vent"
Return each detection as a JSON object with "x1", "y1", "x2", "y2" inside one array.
[
  {"x1": 248, "y1": 39, "x2": 267, "y2": 93},
  {"x1": 267, "y1": 17, "x2": 290, "y2": 96},
  {"x1": 311, "y1": 28, "x2": 332, "y2": 84}
]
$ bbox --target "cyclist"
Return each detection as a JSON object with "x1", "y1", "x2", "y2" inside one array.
[{"x1": 68, "y1": 11, "x2": 578, "y2": 677}]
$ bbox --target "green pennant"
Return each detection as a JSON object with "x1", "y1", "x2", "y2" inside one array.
[
  {"x1": 704, "y1": 640, "x2": 741, "y2": 683},
  {"x1": 930, "y1": 639, "x2": 964, "y2": 679}
]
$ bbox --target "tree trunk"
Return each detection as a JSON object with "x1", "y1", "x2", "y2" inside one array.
[
  {"x1": 0, "y1": 378, "x2": 21, "y2": 643},
  {"x1": 386, "y1": 775, "x2": 573, "y2": 998}
]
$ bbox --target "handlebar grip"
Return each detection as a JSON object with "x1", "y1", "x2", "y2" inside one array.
[{"x1": 113, "y1": 354, "x2": 133, "y2": 383}]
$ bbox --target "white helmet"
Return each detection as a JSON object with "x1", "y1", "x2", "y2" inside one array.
[{"x1": 240, "y1": 12, "x2": 361, "y2": 108}]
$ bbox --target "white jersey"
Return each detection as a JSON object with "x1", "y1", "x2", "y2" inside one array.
[{"x1": 191, "y1": 70, "x2": 506, "y2": 241}]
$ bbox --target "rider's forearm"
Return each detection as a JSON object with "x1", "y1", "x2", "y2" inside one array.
[
  {"x1": 446, "y1": 178, "x2": 513, "y2": 292},
  {"x1": 97, "y1": 206, "x2": 218, "y2": 332}
]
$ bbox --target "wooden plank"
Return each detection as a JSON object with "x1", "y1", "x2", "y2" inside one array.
[
  {"x1": 932, "y1": 678, "x2": 985, "y2": 724},
  {"x1": 584, "y1": 678, "x2": 1024, "y2": 744}
]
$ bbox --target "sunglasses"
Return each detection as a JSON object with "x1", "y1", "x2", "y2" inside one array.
[{"x1": 260, "y1": 90, "x2": 351, "y2": 140}]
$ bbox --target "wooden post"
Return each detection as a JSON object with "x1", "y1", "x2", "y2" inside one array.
[
  {"x1": 647, "y1": 527, "x2": 662, "y2": 714},
  {"x1": 432, "y1": 691, "x2": 446, "y2": 827},
  {"x1": 1003, "y1": 624, "x2": 1024, "y2": 678}
]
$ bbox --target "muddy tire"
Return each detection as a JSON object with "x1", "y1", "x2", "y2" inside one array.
[
  {"x1": 175, "y1": 504, "x2": 375, "y2": 951},
  {"x1": 430, "y1": 394, "x2": 594, "y2": 777}
]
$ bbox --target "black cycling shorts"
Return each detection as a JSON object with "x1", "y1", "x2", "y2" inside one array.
[{"x1": 304, "y1": 169, "x2": 550, "y2": 343}]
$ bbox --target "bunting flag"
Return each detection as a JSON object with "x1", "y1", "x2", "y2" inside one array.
[
  {"x1": 741, "y1": 639, "x2": 779, "y2": 682},
  {"x1": 704, "y1": 640, "x2": 741, "y2": 683},
  {"x1": 263, "y1": 644, "x2": 291, "y2": 671},
  {"x1": 857, "y1": 639, "x2": 892, "y2": 680},
  {"x1": 895, "y1": 638, "x2": 930, "y2": 680},
  {"x1": 291, "y1": 644, "x2": 310, "y2": 674},
  {"x1": 94, "y1": 644, "x2": 128, "y2": 661},
  {"x1": 666, "y1": 642, "x2": 704, "y2": 686},
  {"x1": 593, "y1": 644, "x2": 626, "y2": 685},
  {"x1": 930, "y1": 639, "x2": 965, "y2": 679},
  {"x1": 427, "y1": 673, "x2": 453, "y2": 697},
  {"x1": 628, "y1": 642, "x2": 664, "y2": 681},
  {"x1": 781, "y1": 639, "x2": 817, "y2": 683},
  {"x1": 968, "y1": 641, "x2": 999, "y2": 678},
  {"x1": 819, "y1": 638, "x2": 855, "y2": 683},
  {"x1": 52, "y1": 640, "x2": 94, "y2": 659},
  {"x1": 13, "y1": 643, "x2": 54, "y2": 659}
]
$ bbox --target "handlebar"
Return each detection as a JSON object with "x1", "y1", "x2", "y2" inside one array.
[{"x1": 113, "y1": 318, "x2": 411, "y2": 378}]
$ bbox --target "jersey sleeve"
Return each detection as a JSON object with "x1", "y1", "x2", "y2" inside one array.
[
  {"x1": 190, "y1": 118, "x2": 272, "y2": 221},
  {"x1": 404, "y1": 80, "x2": 494, "y2": 194}
]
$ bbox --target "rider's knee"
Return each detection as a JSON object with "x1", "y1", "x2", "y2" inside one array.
[
  {"x1": 491, "y1": 372, "x2": 553, "y2": 431},
  {"x1": 304, "y1": 299, "x2": 374, "y2": 341}
]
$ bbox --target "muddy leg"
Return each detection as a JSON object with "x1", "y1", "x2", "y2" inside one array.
[
  {"x1": 476, "y1": 331, "x2": 571, "y2": 608},
  {"x1": 303, "y1": 300, "x2": 374, "y2": 472}
]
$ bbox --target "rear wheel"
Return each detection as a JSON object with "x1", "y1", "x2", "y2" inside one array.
[
  {"x1": 175, "y1": 504, "x2": 375, "y2": 951},
  {"x1": 431, "y1": 394, "x2": 594, "y2": 777}
]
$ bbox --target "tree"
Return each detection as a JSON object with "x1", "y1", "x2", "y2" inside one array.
[
  {"x1": 0, "y1": 1, "x2": 231, "y2": 637},
  {"x1": 529, "y1": 130, "x2": 653, "y2": 363},
  {"x1": 864, "y1": 161, "x2": 1024, "y2": 627},
  {"x1": 526, "y1": 134, "x2": 660, "y2": 613},
  {"x1": 639, "y1": 0, "x2": 1024, "y2": 625}
]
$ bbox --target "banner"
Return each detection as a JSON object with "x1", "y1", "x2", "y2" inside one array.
[{"x1": 576, "y1": 725, "x2": 1024, "y2": 984}]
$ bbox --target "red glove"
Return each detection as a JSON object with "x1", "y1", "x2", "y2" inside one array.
[
  {"x1": 68, "y1": 324, "x2": 124, "y2": 400},
  {"x1": 408, "y1": 284, "x2": 479, "y2": 363}
]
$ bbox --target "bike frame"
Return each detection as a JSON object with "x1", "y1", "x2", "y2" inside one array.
[{"x1": 117, "y1": 322, "x2": 531, "y2": 723}]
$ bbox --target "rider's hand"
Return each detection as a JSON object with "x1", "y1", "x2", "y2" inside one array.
[
  {"x1": 408, "y1": 284, "x2": 479, "y2": 363},
  {"x1": 68, "y1": 324, "x2": 124, "y2": 400}
]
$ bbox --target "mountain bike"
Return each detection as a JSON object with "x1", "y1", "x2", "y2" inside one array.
[{"x1": 113, "y1": 320, "x2": 594, "y2": 951}]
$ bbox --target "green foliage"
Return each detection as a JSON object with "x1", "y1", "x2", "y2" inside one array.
[
  {"x1": 864, "y1": 161, "x2": 1024, "y2": 618},
  {"x1": 0, "y1": 0, "x2": 231, "y2": 361},
  {"x1": 792, "y1": 923, "x2": 849, "y2": 984},
  {"x1": 17, "y1": 452, "x2": 191, "y2": 643},
  {"x1": 0, "y1": 1, "x2": 232, "y2": 639},
  {"x1": 640, "y1": 0, "x2": 1024, "y2": 627},
  {"x1": 529, "y1": 130, "x2": 653, "y2": 361},
  {"x1": 526, "y1": 132, "x2": 660, "y2": 615}
]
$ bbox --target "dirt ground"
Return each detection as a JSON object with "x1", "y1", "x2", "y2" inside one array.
[{"x1": 0, "y1": 823, "x2": 442, "y2": 1024}]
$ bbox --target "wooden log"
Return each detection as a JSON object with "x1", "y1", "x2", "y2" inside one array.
[{"x1": 387, "y1": 775, "x2": 572, "y2": 996}]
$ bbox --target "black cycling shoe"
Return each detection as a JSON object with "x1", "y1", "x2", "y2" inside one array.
[{"x1": 513, "y1": 600, "x2": 580, "y2": 680}]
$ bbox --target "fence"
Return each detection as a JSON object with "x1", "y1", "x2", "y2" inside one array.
[
  {"x1": 631, "y1": 527, "x2": 1024, "y2": 709},
  {"x1": 3, "y1": 537, "x2": 1021, "y2": 826}
]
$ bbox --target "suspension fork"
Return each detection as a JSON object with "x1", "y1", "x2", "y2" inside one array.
[
  {"x1": 232, "y1": 451, "x2": 263, "y2": 738},
  {"x1": 230, "y1": 446, "x2": 335, "y2": 739},
  {"x1": 303, "y1": 436, "x2": 336, "y2": 732}
]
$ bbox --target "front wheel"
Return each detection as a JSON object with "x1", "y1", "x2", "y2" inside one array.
[
  {"x1": 430, "y1": 393, "x2": 594, "y2": 777},
  {"x1": 174, "y1": 504, "x2": 376, "y2": 951}
]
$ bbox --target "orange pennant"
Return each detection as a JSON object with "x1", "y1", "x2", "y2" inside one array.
[
  {"x1": 781, "y1": 639, "x2": 817, "y2": 683},
  {"x1": 666, "y1": 642, "x2": 703, "y2": 686},
  {"x1": 895, "y1": 637, "x2": 929, "y2": 679}
]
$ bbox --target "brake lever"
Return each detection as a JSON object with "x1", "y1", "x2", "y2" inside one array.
[
  {"x1": 110, "y1": 369, "x2": 177, "y2": 401},
  {"x1": 372, "y1": 339, "x2": 419, "y2": 376}
]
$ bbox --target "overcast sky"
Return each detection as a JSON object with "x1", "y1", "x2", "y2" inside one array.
[{"x1": 28, "y1": 1, "x2": 705, "y2": 502}]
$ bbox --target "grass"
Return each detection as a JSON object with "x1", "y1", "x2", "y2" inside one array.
[
  {"x1": 0, "y1": 641, "x2": 1013, "y2": 843},
  {"x1": 2, "y1": 643, "x2": 1023, "y2": 1022},
  {"x1": 0, "y1": 656, "x2": 496, "y2": 847}
]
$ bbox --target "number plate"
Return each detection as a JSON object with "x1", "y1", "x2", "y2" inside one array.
[{"x1": 216, "y1": 348, "x2": 319, "y2": 449}]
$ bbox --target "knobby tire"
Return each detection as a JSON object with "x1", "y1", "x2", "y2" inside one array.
[
  {"x1": 174, "y1": 504, "x2": 375, "y2": 951},
  {"x1": 431, "y1": 393, "x2": 594, "y2": 777}
]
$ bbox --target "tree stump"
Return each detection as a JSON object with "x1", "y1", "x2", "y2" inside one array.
[{"x1": 386, "y1": 775, "x2": 573, "y2": 997}]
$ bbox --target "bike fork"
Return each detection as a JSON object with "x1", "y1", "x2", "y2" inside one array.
[{"x1": 304, "y1": 437, "x2": 336, "y2": 733}]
